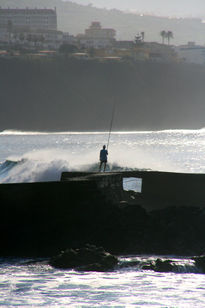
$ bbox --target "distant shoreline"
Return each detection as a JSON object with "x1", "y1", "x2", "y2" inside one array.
[{"x1": 1, "y1": 128, "x2": 205, "y2": 135}]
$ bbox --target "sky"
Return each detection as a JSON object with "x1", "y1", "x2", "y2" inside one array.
[{"x1": 69, "y1": 0, "x2": 205, "y2": 18}]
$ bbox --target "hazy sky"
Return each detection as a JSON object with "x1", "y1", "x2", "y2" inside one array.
[{"x1": 70, "y1": 0, "x2": 205, "y2": 18}]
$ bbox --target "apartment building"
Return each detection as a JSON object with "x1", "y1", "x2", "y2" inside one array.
[
  {"x1": 0, "y1": 8, "x2": 57, "y2": 31},
  {"x1": 77, "y1": 22, "x2": 116, "y2": 48}
]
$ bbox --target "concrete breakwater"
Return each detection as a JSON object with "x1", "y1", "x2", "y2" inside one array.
[{"x1": 1, "y1": 171, "x2": 205, "y2": 257}]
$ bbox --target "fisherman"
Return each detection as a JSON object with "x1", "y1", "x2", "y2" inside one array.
[{"x1": 99, "y1": 145, "x2": 108, "y2": 172}]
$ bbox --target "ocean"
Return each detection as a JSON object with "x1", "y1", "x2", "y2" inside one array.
[{"x1": 1, "y1": 129, "x2": 205, "y2": 307}]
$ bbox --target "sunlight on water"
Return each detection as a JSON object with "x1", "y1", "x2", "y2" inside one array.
[
  {"x1": 1, "y1": 258, "x2": 205, "y2": 307},
  {"x1": 1, "y1": 129, "x2": 205, "y2": 183},
  {"x1": 1, "y1": 130, "x2": 205, "y2": 306}
]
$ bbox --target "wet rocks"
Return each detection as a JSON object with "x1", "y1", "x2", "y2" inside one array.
[
  {"x1": 154, "y1": 258, "x2": 175, "y2": 272},
  {"x1": 141, "y1": 206, "x2": 205, "y2": 256},
  {"x1": 49, "y1": 244, "x2": 118, "y2": 271},
  {"x1": 192, "y1": 255, "x2": 205, "y2": 273},
  {"x1": 142, "y1": 258, "x2": 175, "y2": 272}
]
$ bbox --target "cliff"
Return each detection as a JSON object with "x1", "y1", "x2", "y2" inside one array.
[{"x1": 1, "y1": 57, "x2": 205, "y2": 131}]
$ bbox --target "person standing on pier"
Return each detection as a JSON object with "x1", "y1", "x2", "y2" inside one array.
[{"x1": 99, "y1": 145, "x2": 108, "y2": 172}]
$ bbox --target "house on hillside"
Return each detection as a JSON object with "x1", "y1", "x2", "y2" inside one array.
[
  {"x1": 145, "y1": 42, "x2": 178, "y2": 62},
  {"x1": 77, "y1": 21, "x2": 116, "y2": 48},
  {"x1": 175, "y1": 42, "x2": 205, "y2": 65}
]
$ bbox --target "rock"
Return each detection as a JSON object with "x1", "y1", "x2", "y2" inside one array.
[
  {"x1": 154, "y1": 258, "x2": 174, "y2": 272},
  {"x1": 118, "y1": 260, "x2": 141, "y2": 269},
  {"x1": 192, "y1": 255, "x2": 205, "y2": 273},
  {"x1": 142, "y1": 259, "x2": 174, "y2": 272},
  {"x1": 141, "y1": 262, "x2": 155, "y2": 271},
  {"x1": 49, "y1": 244, "x2": 118, "y2": 271}
]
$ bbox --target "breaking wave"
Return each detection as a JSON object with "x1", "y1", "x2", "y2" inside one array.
[
  {"x1": 0, "y1": 153, "x2": 141, "y2": 184},
  {"x1": 2, "y1": 128, "x2": 205, "y2": 183},
  {"x1": 118, "y1": 256, "x2": 201, "y2": 274}
]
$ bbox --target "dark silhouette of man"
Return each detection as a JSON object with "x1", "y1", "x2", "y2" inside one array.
[{"x1": 99, "y1": 145, "x2": 108, "y2": 172}]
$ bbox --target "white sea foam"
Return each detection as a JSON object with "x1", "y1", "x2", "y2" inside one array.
[
  {"x1": 1, "y1": 130, "x2": 205, "y2": 183},
  {"x1": 0, "y1": 146, "x2": 151, "y2": 183},
  {"x1": 0, "y1": 146, "x2": 186, "y2": 183},
  {"x1": 1, "y1": 128, "x2": 205, "y2": 135},
  {"x1": 0, "y1": 256, "x2": 205, "y2": 307},
  {"x1": 0, "y1": 149, "x2": 96, "y2": 183}
]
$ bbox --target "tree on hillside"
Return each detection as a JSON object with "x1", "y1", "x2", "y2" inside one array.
[
  {"x1": 88, "y1": 47, "x2": 95, "y2": 58},
  {"x1": 59, "y1": 44, "x2": 78, "y2": 54},
  {"x1": 167, "y1": 31, "x2": 174, "y2": 45},
  {"x1": 7, "y1": 20, "x2": 13, "y2": 43},
  {"x1": 19, "y1": 33, "x2": 25, "y2": 42},
  {"x1": 135, "y1": 32, "x2": 145, "y2": 45},
  {"x1": 160, "y1": 30, "x2": 174, "y2": 45},
  {"x1": 160, "y1": 30, "x2": 167, "y2": 44},
  {"x1": 141, "y1": 31, "x2": 145, "y2": 42}
]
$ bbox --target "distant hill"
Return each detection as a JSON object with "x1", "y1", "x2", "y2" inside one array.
[
  {"x1": 73, "y1": 0, "x2": 205, "y2": 19},
  {"x1": 1, "y1": 0, "x2": 205, "y2": 45}
]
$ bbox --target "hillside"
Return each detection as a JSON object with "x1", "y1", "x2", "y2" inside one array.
[
  {"x1": 1, "y1": 0, "x2": 205, "y2": 44},
  {"x1": 1, "y1": 57, "x2": 205, "y2": 131},
  {"x1": 72, "y1": 0, "x2": 205, "y2": 18}
]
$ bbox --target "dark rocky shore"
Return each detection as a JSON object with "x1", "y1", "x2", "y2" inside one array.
[{"x1": 1, "y1": 171, "x2": 205, "y2": 258}]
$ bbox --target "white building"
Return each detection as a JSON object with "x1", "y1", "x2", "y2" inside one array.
[
  {"x1": 77, "y1": 22, "x2": 116, "y2": 48},
  {"x1": 145, "y1": 42, "x2": 177, "y2": 63},
  {"x1": 0, "y1": 8, "x2": 62, "y2": 49},
  {"x1": 175, "y1": 42, "x2": 205, "y2": 65},
  {"x1": 62, "y1": 32, "x2": 77, "y2": 45},
  {"x1": 0, "y1": 8, "x2": 57, "y2": 32}
]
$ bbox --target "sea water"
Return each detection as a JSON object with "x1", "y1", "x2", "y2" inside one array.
[{"x1": 1, "y1": 129, "x2": 205, "y2": 307}]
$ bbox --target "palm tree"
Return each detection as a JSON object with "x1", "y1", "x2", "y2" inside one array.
[
  {"x1": 19, "y1": 33, "x2": 25, "y2": 42},
  {"x1": 7, "y1": 20, "x2": 13, "y2": 43},
  {"x1": 38, "y1": 35, "x2": 45, "y2": 46},
  {"x1": 160, "y1": 30, "x2": 167, "y2": 44},
  {"x1": 135, "y1": 33, "x2": 142, "y2": 44},
  {"x1": 141, "y1": 31, "x2": 145, "y2": 42},
  {"x1": 167, "y1": 31, "x2": 173, "y2": 45},
  {"x1": 26, "y1": 34, "x2": 33, "y2": 43}
]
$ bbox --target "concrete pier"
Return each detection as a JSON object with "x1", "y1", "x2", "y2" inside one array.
[
  {"x1": 61, "y1": 170, "x2": 205, "y2": 211},
  {"x1": 1, "y1": 170, "x2": 205, "y2": 257}
]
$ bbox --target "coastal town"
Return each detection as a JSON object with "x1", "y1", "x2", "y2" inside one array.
[{"x1": 0, "y1": 7, "x2": 205, "y2": 64}]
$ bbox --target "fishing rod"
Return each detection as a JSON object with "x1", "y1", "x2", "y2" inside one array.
[{"x1": 107, "y1": 100, "x2": 116, "y2": 151}]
